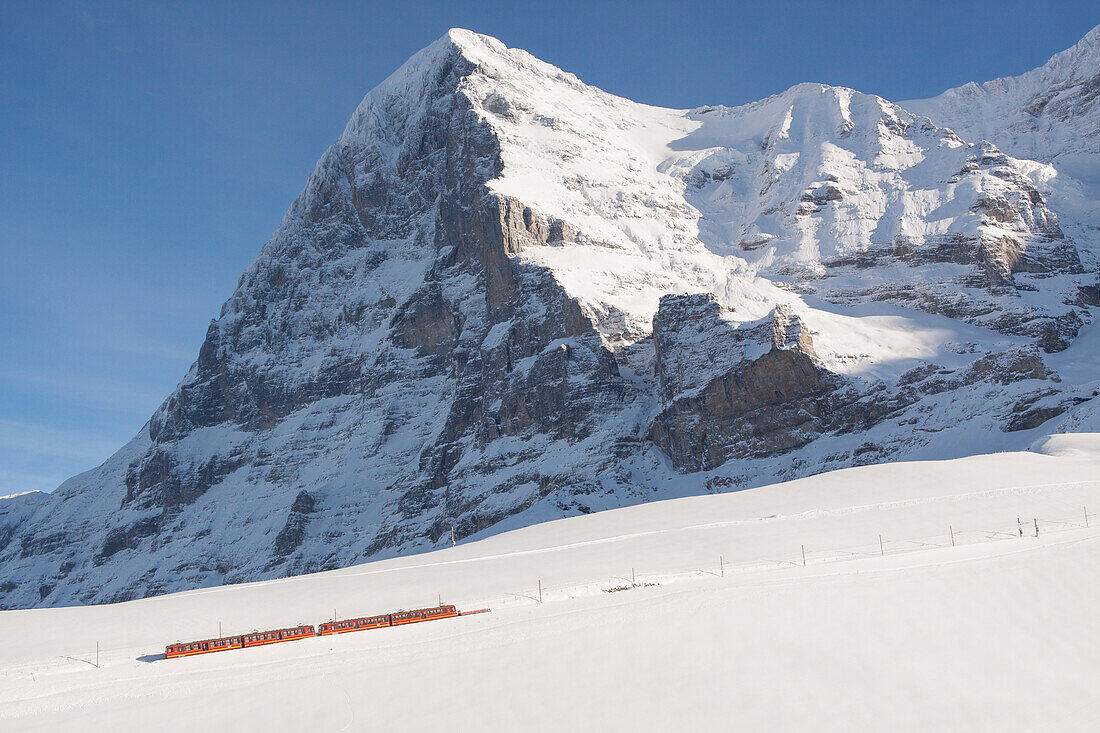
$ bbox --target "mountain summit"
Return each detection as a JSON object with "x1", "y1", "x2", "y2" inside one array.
[
  {"x1": 905, "y1": 23, "x2": 1100, "y2": 165},
  {"x1": 3, "y1": 29, "x2": 1099, "y2": 608}
]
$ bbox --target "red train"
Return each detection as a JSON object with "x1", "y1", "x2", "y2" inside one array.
[
  {"x1": 166, "y1": 604, "x2": 463, "y2": 659},
  {"x1": 165, "y1": 624, "x2": 315, "y2": 659},
  {"x1": 318, "y1": 604, "x2": 458, "y2": 635}
]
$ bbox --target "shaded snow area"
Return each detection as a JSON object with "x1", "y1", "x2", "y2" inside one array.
[
  {"x1": 3, "y1": 26, "x2": 1100, "y2": 609},
  {"x1": 1, "y1": 441, "x2": 1098, "y2": 731}
]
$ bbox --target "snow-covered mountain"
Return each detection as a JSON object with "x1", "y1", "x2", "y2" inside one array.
[
  {"x1": 3, "y1": 27, "x2": 1099, "y2": 608},
  {"x1": 904, "y1": 24, "x2": 1100, "y2": 167}
]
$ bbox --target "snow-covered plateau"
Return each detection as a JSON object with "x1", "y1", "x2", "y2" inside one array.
[
  {"x1": 2, "y1": 26, "x2": 1100, "y2": 610},
  {"x1": 1, "y1": 441, "x2": 1098, "y2": 730}
]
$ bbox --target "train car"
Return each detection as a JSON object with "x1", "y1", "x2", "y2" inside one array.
[
  {"x1": 318, "y1": 614, "x2": 391, "y2": 636},
  {"x1": 165, "y1": 634, "x2": 243, "y2": 659},
  {"x1": 389, "y1": 604, "x2": 458, "y2": 627},
  {"x1": 240, "y1": 625, "x2": 316, "y2": 649}
]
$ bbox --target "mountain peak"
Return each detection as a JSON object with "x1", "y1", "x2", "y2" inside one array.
[
  {"x1": 902, "y1": 22, "x2": 1100, "y2": 163},
  {"x1": 1043, "y1": 22, "x2": 1100, "y2": 81},
  {"x1": 442, "y1": 27, "x2": 502, "y2": 54}
]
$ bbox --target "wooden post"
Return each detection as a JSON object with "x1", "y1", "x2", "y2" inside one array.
[
  {"x1": 1034, "y1": 518, "x2": 1039, "y2": 537},
  {"x1": 632, "y1": 568, "x2": 636, "y2": 587},
  {"x1": 879, "y1": 535, "x2": 884, "y2": 557},
  {"x1": 720, "y1": 556, "x2": 724, "y2": 577},
  {"x1": 538, "y1": 579, "x2": 542, "y2": 604},
  {"x1": 950, "y1": 526, "x2": 955, "y2": 547},
  {"x1": 801, "y1": 545, "x2": 806, "y2": 567},
  {"x1": 219, "y1": 621, "x2": 222, "y2": 637}
]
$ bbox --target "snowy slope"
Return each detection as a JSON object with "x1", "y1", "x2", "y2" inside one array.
[
  {"x1": 904, "y1": 24, "x2": 1100, "y2": 167},
  {"x1": 0, "y1": 491, "x2": 47, "y2": 557},
  {"x1": 903, "y1": 23, "x2": 1100, "y2": 278},
  {"x1": 1, "y1": 438, "x2": 1098, "y2": 731},
  {"x1": 2, "y1": 29, "x2": 1099, "y2": 609},
  {"x1": 462, "y1": 32, "x2": 1079, "y2": 342}
]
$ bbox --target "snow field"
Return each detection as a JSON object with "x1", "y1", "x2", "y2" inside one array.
[{"x1": 1, "y1": 440, "x2": 1098, "y2": 731}]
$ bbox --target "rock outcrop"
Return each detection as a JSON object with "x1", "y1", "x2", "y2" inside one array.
[{"x1": 650, "y1": 296, "x2": 841, "y2": 470}]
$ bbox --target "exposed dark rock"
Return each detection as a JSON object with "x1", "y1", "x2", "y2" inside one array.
[
  {"x1": 273, "y1": 490, "x2": 317, "y2": 559},
  {"x1": 649, "y1": 296, "x2": 844, "y2": 471},
  {"x1": 95, "y1": 515, "x2": 162, "y2": 564},
  {"x1": 1077, "y1": 283, "x2": 1100, "y2": 307},
  {"x1": 1003, "y1": 392, "x2": 1068, "y2": 432}
]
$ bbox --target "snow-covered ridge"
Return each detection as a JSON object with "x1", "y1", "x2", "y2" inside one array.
[
  {"x1": 453, "y1": 36, "x2": 1078, "y2": 346},
  {"x1": 903, "y1": 23, "x2": 1100, "y2": 165}
]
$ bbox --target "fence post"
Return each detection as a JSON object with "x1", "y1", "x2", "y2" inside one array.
[
  {"x1": 631, "y1": 568, "x2": 636, "y2": 587},
  {"x1": 1018, "y1": 518, "x2": 1023, "y2": 537},
  {"x1": 538, "y1": 579, "x2": 542, "y2": 604},
  {"x1": 720, "y1": 556, "x2": 724, "y2": 577},
  {"x1": 950, "y1": 526, "x2": 955, "y2": 547},
  {"x1": 1034, "y1": 519, "x2": 1039, "y2": 538},
  {"x1": 801, "y1": 545, "x2": 806, "y2": 567},
  {"x1": 879, "y1": 534, "x2": 884, "y2": 557}
]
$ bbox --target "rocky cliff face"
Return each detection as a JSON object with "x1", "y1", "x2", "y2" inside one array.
[
  {"x1": 650, "y1": 297, "x2": 842, "y2": 471},
  {"x1": 3, "y1": 28, "x2": 1099, "y2": 608}
]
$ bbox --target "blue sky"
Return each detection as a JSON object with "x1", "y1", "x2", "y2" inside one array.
[{"x1": 1, "y1": 1, "x2": 1097, "y2": 495}]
